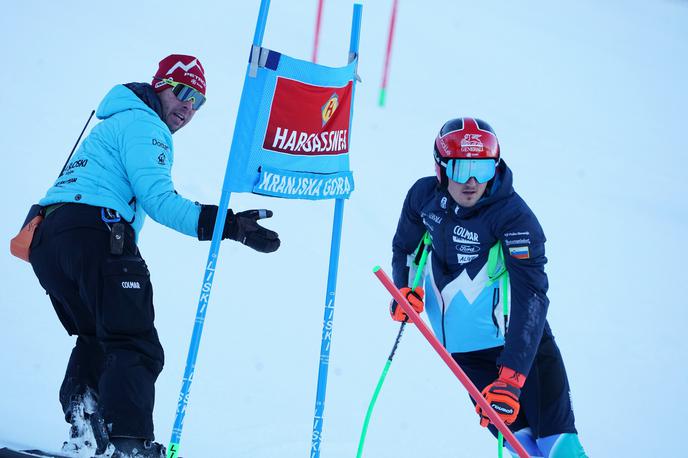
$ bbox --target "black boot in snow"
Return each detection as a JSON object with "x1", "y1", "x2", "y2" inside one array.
[
  {"x1": 109, "y1": 437, "x2": 166, "y2": 458},
  {"x1": 61, "y1": 389, "x2": 109, "y2": 455}
]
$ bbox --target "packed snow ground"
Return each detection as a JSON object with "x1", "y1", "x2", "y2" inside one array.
[{"x1": 1, "y1": 1, "x2": 686, "y2": 457}]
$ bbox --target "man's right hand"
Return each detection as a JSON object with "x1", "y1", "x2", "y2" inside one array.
[
  {"x1": 389, "y1": 286, "x2": 424, "y2": 322},
  {"x1": 476, "y1": 366, "x2": 525, "y2": 427}
]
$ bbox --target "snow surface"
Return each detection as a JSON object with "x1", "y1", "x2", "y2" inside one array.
[{"x1": 1, "y1": 0, "x2": 686, "y2": 457}]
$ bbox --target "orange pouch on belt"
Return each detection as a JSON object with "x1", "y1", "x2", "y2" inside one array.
[{"x1": 10, "y1": 204, "x2": 45, "y2": 262}]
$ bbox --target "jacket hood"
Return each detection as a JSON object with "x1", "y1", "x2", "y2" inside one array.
[
  {"x1": 124, "y1": 82, "x2": 164, "y2": 118},
  {"x1": 484, "y1": 159, "x2": 514, "y2": 203},
  {"x1": 96, "y1": 84, "x2": 163, "y2": 122}
]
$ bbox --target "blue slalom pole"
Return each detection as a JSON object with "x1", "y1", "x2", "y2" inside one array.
[
  {"x1": 349, "y1": 3, "x2": 363, "y2": 62},
  {"x1": 252, "y1": 0, "x2": 270, "y2": 45},
  {"x1": 309, "y1": 198, "x2": 345, "y2": 458},
  {"x1": 309, "y1": 5, "x2": 362, "y2": 457},
  {"x1": 166, "y1": 1, "x2": 271, "y2": 457}
]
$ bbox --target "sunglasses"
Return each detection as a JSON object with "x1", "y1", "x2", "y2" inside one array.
[
  {"x1": 161, "y1": 78, "x2": 206, "y2": 110},
  {"x1": 444, "y1": 159, "x2": 496, "y2": 184}
]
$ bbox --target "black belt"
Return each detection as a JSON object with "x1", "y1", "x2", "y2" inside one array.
[
  {"x1": 41, "y1": 203, "x2": 135, "y2": 256},
  {"x1": 43, "y1": 203, "x2": 66, "y2": 218}
]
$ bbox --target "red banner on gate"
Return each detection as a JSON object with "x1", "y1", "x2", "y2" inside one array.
[{"x1": 263, "y1": 77, "x2": 353, "y2": 156}]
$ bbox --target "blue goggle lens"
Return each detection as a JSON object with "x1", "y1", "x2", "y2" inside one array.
[
  {"x1": 172, "y1": 83, "x2": 206, "y2": 110},
  {"x1": 446, "y1": 159, "x2": 496, "y2": 184}
]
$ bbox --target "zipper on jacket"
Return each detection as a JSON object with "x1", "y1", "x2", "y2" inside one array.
[{"x1": 492, "y1": 287, "x2": 501, "y2": 337}]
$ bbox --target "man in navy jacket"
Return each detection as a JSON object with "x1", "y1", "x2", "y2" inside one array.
[{"x1": 391, "y1": 117, "x2": 587, "y2": 457}]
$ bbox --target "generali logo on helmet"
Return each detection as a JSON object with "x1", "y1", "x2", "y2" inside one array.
[
  {"x1": 263, "y1": 77, "x2": 353, "y2": 156},
  {"x1": 461, "y1": 134, "x2": 484, "y2": 154}
]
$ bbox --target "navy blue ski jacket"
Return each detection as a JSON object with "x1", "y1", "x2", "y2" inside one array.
[{"x1": 392, "y1": 161, "x2": 551, "y2": 376}]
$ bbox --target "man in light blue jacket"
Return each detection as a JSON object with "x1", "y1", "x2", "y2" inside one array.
[{"x1": 29, "y1": 55, "x2": 280, "y2": 458}]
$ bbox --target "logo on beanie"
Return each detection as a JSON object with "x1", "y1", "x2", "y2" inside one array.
[
  {"x1": 154, "y1": 54, "x2": 206, "y2": 94},
  {"x1": 166, "y1": 58, "x2": 202, "y2": 76},
  {"x1": 168, "y1": 59, "x2": 205, "y2": 92}
]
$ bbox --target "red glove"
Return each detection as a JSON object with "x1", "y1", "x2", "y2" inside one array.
[
  {"x1": 390, "y1": 286, "x2": 424, "y2": 322},
  {"x1": 476, "y1": 366, "x2": 526, "y2": 427}
]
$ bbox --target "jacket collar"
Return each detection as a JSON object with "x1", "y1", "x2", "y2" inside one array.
[{"x1": 124, "y1": 82, "x2": 164, "y2": 120}]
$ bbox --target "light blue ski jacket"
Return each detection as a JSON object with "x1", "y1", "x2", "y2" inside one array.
[{"x1": 39, "y1": 84, "x2": 201, "y2": 238}]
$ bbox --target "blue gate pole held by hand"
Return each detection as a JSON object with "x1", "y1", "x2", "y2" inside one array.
[
  {"x1": 309, "y1": 4, "x2": 362, "y2": 457},
  {"x1": 166, "y1": 1, "x2": 271, "y2": 457}
]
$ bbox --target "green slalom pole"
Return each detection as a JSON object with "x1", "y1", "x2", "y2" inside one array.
[
  {"x1": 356, "y1": 232, "x2": 432, "y2": 457},
  {"x1": 377, "y1": 88, "x2": 387, "y2": 107},
  {"x1": 497, "y1": 259, "x2": 509, "y2": 458}
]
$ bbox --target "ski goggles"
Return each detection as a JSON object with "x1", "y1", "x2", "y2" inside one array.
[
  {"x1": 161, "y1": 79, "x2": 206, "y2": 110},
  {"x1": 444, "y1": 159, "x2": 496, "y2": 184}
]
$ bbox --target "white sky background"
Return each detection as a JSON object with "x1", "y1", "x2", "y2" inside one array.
[{"x1": 1, "y1": 0, "x2": 687, "y2": 457}]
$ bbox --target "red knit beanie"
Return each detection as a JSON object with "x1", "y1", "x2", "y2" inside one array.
[{"x1": 152, "y1": 54, "x2": 206, "y2": 95}]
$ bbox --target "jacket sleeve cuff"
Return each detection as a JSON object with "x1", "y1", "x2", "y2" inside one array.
[
  {"x1": 197, "y1": 204, "x2": 218, "y2": 241},
  {"x1": 499, "y1": 365, "x2": 526, "y2": 389}
]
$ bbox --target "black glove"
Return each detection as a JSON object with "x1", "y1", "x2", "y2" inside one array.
[{"x1": 197, "y1": 205, "x2": 280, "y2": 253}]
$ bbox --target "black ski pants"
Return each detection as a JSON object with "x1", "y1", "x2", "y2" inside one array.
[
  {"x1": 29, "y1": 203, "x2": 164, "y2": 440},
  {"x1": 452, "y1": 327, "x2": 577, "y2": 442}
]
